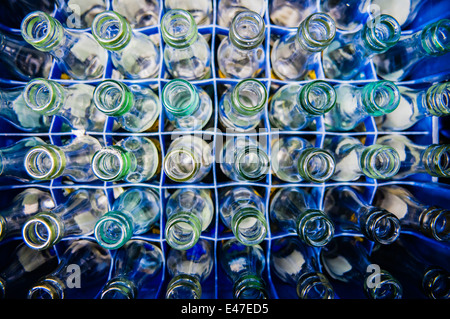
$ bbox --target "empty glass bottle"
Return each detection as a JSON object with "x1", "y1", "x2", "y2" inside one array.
[
  {"x1": 373, "y1": 19, "x2": 450, "y2": 81},
  {"x1": 324, "y1": 186, "x2": 401, "y2": 245},
  {"x1": 23, "y1": 78, "x2": 106, "y2": 132},
  {"x1": 271, "y1": 13, "x2": 336, "y2": 81},
  {"x1": 217, "y1": 0, "x2": 266, "y2": 28},
  {"x1": 0, "y1": 0, "x2": 55, "y2": 29},
  {"x1": 161, "y1": 9, "x2": 211, "y2": 80},
  {"x1": 373, "y1": 185, "x2": 450, "y2": 242},
  {"x1": 377, "y1": 82, "x2": 450, "y2": 131},
  {"x1": 92, "y1": 137, "x2": 160, "y2": 183},
  {"x1": 270, "y1": 187, "x2": 334, "y2": 247},
  {"x1": 270, "y1": 236, "x2": 335, "y2": 299},
  {"x1": 220, "y1": 136, "x2": 269, "y2": 182},
  {"x1": 165, "y1": 188, "x2": 214, "y2": 250},
  {"x1": 323, "y1": 81, "x2": 400, "y2": 131},
  {"x1": 93, "y1": 80, "x2": 160, "y2": 133},
  {"x1": 0, "y1": 31, "x2": 52, "y2": 81},
  {"x1": 56, "y1": 0, "x2": 107, "y2": 29},
  {"x1": 163, "y1": 135, "x2": 213, "y2": 183},
  {"x1": 376, "y1": 135, "x2": 450, "y2": 179},
  {"x1": 21, "y1": 11, "x2": 107, "y2": 80},
  {"x1": 219, "y1": 239, "x2": 268, "y2": 299},
  {"x1": 100, "y1": 240, "x2": 163, "y2": 299},
  {"x1": 269, "y1": 0, "x2": 316, "y2": 28},
  {"x1": 322, "y1": 14, "x2": 401, "y2": 80},
  {"x1": 165, "y1": 0, "x2": 212, "y2": 26},
  {"x1": 269, "y1": 80, "x2": 336, "y2": 131},
  {"x1": 162, "y1": 79, "x2": 212, "y2": 131},
  {"x1": 27, "y1": 239, "x2": 111, "y2": 299},
  {"x1": 217, "y1": 11, "x2": 265, "y2": 79},
  {"x1": 22, "y1": 188, "x2": 108, "y2": 250},
  {"x1": 323, "y1": 135, "x2": 400, "y2": 181},
  {"x1": 271, "y1": 136, "x2": 336, "y2": 183},
  {"x1": 91, "y1": 11, "x2": 160, "y2": 79},
  {"x1": 218, "y1": 79, "x2": 266, "y2": 131},
  {"x1": 24, "y1": 135, "x2": 102, "y2": 182},
  {"x1": 112, "y1": 0, "x2": 160, "y2": 29},
  {"x1": 219, "y1": 186, "x2": 267, "y2": 246},
  {"x1": 319, "y1": 0, "x2": 370, "y2": 31},
  {"x1": 0, "y1": 188, "x2": 55, "y2": 242},
  {"x1": 166, "y1": 239, "x2": 213, "y2": 299},
  {"x1": 371, "y1": 0, "x2": 423, "y2": 28},
  {"x1": 95, "y1": 187, "x2": 160, "y2": 250},
  {"x1": 321, "y1": 236, "x2": 403, "y2": 299}
]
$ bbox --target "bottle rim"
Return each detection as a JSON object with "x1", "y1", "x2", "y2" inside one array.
[
  {"x1": 423, "y1": 144, "x2": 450, "y2": 178},
  {"x1": 363, "y1": 208, "x2": 401, "y2": 245},
  {"x1": 231, "y1": 79, "x2": 267, "y2": 115},
  {"x1": 93, "y1": 80, "x2": 134, "y2": 116},
  {"x1": 233, "y1": 273, "x2": 268, "y2": 299},
  {"x1": 94, "y1": 210, "x2": 134, "y2": 250},
  {"x1": 91, "y1": 146, "x2": 132, "y2": 182},
  {"x1": 166, "y1": 274, "x2": 202, "y2": 299},
  {"x1": 100, "y1": 277, "x2": 137, "y2": 299},
  {"x1": 360, "y1": 144, "x2": 400, "y2": 179},
  {"x1": 234, "y1": 145, "x2": 270, "y2": 182},
  {"x1": 162, "y1": 79, "x2": 199, "y2": 117},
  {"x1": 365, "y1": 270, "x2": 403, "y2": 299},
  {"x1": 28, "y1": 277, "x2": 65, "y2": 299},
  {"x1": 297, "y1": 13, "x2": 336, "y2": 52},
  {"x1": 297, "y1": 147, "x2": 336, "y2": 183},
  {"x1": 231, "y1": 207, "x2": 268, "y2": 246},
  {"x1": 161, "y1": 9, "x2": 198, "y2": 48},
  {"x1": 165, "y1": 212, "x2": 202, "y2": 250},
  {"x1": 361, "y1": 80, "x2": 400, "y2": 116},
  {"x1": 21, "y1": 11, "x2": 63, "y2": 51},
  {"x1": 363, "y1": 14, "x2": 401, "y2": 53},
  {"x1": 421, "y1": 18, "x2": 450, "y2": 56},
  {"x1": 25, "y1": 144, "x2": 66, "y2": 180},
  {"x1": 423, "y1": 267, "x2": 450, "y2": 299},
  {"x1": 91, "y1": 11, "x2": 132, "y2": 51},
  {"x1": 163, "y1": 148, "x2": 201, "y2": 183},
  {"x1": 23, "y1": 78, "x2": 64, "y2": 115},
  {"x1": 298, "y1": 80, "x2": 337, "y2": 116},
  {"x1": 22, "y1": 212, "x2": 61, "y2": 250},
  {"x1": 296, "y1": 272, "x2": 335, "y2": 299},
  {"x1": 229, "y1": 11, "x2": 265, "y2": 50},
  {"x1": 297, "y1": 209, "x2": 335, "y2": 247},
  {"x1": 426, "y1": 82, "x2": 450, "y2": 117}
]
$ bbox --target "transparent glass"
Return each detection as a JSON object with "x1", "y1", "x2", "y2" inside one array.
[
  {"x1": 22, "y1": 189, "x2": 108, "y2": 250},
  {"x1": 166, "y1": 239, "x2": 213, "y2": 299},
  {"x1": 323, "y1": 81, "x2": 400, "y2": 131},
  {"x1": 371, "y1": 0, "x2": 424, "y2": 27},
  {"x1": 319, "y1": 0, "x2": 370, "y2": 31},
  {"x1": 27, "y1": 239, "x2": 111, "y2": 299},
  {"x1": 270, "y1": 236, "x2": 335, "y2": 299},
  {"x1": 57, "y1": 0, "x2": 107, "y2": 29},
  {"x1": 271, "y1": 136, "x2": 335, "y2": 183},
  {"x1": 269, "y1": 0, "x2": 316, "y2": 28},
  {"x1": 112, "y1": 0, "x2": 160, "y2": 29},
  {"x1": 269, "y1": 80, "x2": 336, "y2": 131},
  {"x1": 100, "y1": 240, "x2": 163, "y2": 299},
  {"x1": 93, "y1": 80, "x2": 160, "y2": 133},
  {"x1": 92, "y1": 136, "x2": 160, "y2": 183},
  {"x1": 219, "y1": 239, "x2": 267, "y2": 299},
  {"x1": 95, "y1": 187, "x2": 160, "y2": 250},
  {"x1": 217, "y1": 0, "x2": 266, "y2": 28},
  {"x1": 161, "y1": 9, "x2": 211, "y2": 80},
  {"x1": 24, "y1": 78, "x2": 107, "y2": 131},
  {"x1": 219, "y1": 186, "x2": 267, "y2": 246},
  {"x1": 165, "y1": 0, "x2": 212, "y2": 26},
  {"x1": 91, "y1": 11, "x2": 160, "y2": 79},
  {"x1": 271, "y1": 13, "x2": 336, "y2": 81},
  {"x1": 24, "y1": 135, "x2": 102, "y2": 182},
  {"x1": 21, "y1": 11, "x2": 107, "y2": 80},
  {"x1": 323, "y1": 135, "x2": 400, "y2": 181},
  {"x1": 165, "y1": 188, "x2": 214, "y2": 250},
  {"x1": 217, "y1": 11, "x2": 265, "y2": 79},
  {"x1": 270, "y1": 187, "x2": 334, "y2": 247}
]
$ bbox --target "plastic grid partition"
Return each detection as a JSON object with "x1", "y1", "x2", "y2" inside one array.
[{"x1": 0, "y1": 0, "x2": 449, "y2": 299}]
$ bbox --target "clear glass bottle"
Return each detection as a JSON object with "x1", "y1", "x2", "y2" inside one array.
[
  {"x1": 218, "y1": 79, "x2": 266, "y2": 131},
  {"x1": 377, "y1": 82, "x2": 450, "y2": 131},
  {"x1": 0, "y1": 138, "x2": 49, "y2": 182},
  {"x1": 322, "y1": 14, "x2": 401, "y2": 80},
  {"x1": 271, "y1": 13, "x2": 336, "y2": 81},
  {"x1": 269, "y1": 0, "x2": 316, "y2": 28},
  {"x1": 162, "y1": 79, "x2": 212, "y2": 131},
  {"x1": 220, "y1": 136, "x2": 269, "y2": 182},
  {"x1": 320, "y1": 236, "x2": 403, "y2": 299},
  {"x1": 270, "y1": 236, "x2": 335, "y2": 299},
  {"x1": 323, "y1": 81, "x2": 400, "y2": 131},
  {"x1": 93, "y1": 80, "x2": 161, "y2": 133},
  {"x1": 0, "y1": 188, "x2": 55, "y2": 242},
  {"x1": 27, "y1": 239, "x2": 111, "y2": 299},
  {"x1": 22, "y1": 189, "x2": 108, "y2": 250},
  {"x1": 165, "y1": 188, "x2": 214, "y2": 250},
  {"x1": 373, "y1": 19, "x2": 450, "y2": 81},
  {"x1": 323, "y1": 186, "x2": 401, "y2": 245},
  {"x1": 91, "y1": 11, "x2": 160, "y2": 79},
  {"x1": 269, "y1": 80, "x2": 336, "y2": 131},
  {"x1": 271, "y1": 136, "x2": 336, "y2": 183},
  {"x1": 166, "y1": 239, "x2": 213, "y2": 299},
  {"x1": 219, "y1": 238, "x2": 268, "y2": 299},
  {"x1": 112, "y1": 0, "x2": 160, "y2": 29},
  {"x1": 95, "y1": 187, "x2": 160, "y2": 250},
  {"x1": 23, "y1": 78, "x2": 107, "y2": 132},
  {"x1": 161, "y1": 9, "x2": 211, "y2": 80},
  {"x1": 376, "y1": 134, "x2": 450, "y2": 179},
  {"x1": 0, "y1": 243, "x2": 58, "y2": 299},
  {"x1": 56, "y1": 0, "x2": 107, "y2": 29},
  {"x1": 217, "y1": 0, "x2": 266, "y2": 28},
  {"x1": 100, "y1": 240, "x2": 163, "y2": 299},
  {"x1": 319, "y1": 0, "x2": 370, "y2": 31},
  {"x1": 165, "y1": 0, "x2": 212, "y2": 26},
  {"x1": 217, "y1": 11, "x2": 265, "y2": 79},
  {"x1": 92, "y1": 136, "x2": 160, "y2": 183},
  {"x1": 270, "y1": 187, "x2": 334, "y2": 247},
  {"x1": 219, "y1": 186, "x2": 267, "y2": 246},
  {"x1": 24, "y1": 135, "x2": 102, "y2": 182},
  {"x1": 371, "y1": 0, "x2": 423, "y2": 28},
  {"x1": 323, "y1": 135, "x2": 400, "y2": 181},
  {"x1": 373, "y1": 185, "x2": 450, "y2": 242},
  {"x1": 0, "y1": 31, "x2": 52, "y2": 81},
  {"x1": 21, "y1": 11, "x2": 107, "y2": 80},
  {"x1": 163, "y1": 135, "x2": 213, "y2": 183}
]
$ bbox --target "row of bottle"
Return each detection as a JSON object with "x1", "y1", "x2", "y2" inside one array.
[{"x1": 1, "y1": 7, "x2": 449, "y2": 82}]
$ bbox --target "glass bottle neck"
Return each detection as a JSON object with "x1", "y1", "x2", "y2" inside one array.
[
  {"x1": 22, "y1": 212, "x2": 63, "y2": 250},
  {"x1": 425, "y1": 82, "x2": 450, "y2": 117},
  {"x1": 296, "y1": 13, "x2": 336, "y2": 53},
  {"x1": 101, "y1": 277, "x2": 138, "y2": 299},
  {"x1": 93, "y1": 80, "x2": 134, "y2": 116},
  {"x1": 161, "y1": 9, "x2": 199, "y2": 49},
  {"x1": 422, "y1": 267, "x2": 450, "y2": 299},
  {"x1": 357, "y1": 207, "x2": 401, "y2": 245},
  {"x1": 296, "y1": 272, "x2": 334, "y2": 299},
  {"x1": 422, "y1": 144, "x2": 450, "y2": 177},
  {"x1": 360, "y1": 81, "x2": 400, "y2": 116},
  {"x1": 419, "y1": 207, "x2": 450, "y2": 241},
  {"x1": 234, "y1": 145, "x2": 269, "y2": 181},
  {"x1": 25, "y1": 144, "x2": 66, "y2": 180},
  {"x1": 94, "y1": 210, "x2": 134, "y2": 250},
  {"x1": 91, "y1": 11, "x2": 133, "y2": 51},
  {"x1": 163, "y1": 145, "x2": 202, "y2": 183},
  {"x1": 361, "y1": 14, "x2": 401, "y2": 54},
  {"x1": 419, "y1": 19, "x2": 450, "y2": 57},
  {"x1": 229, "y1": 11, "x2": 265, "y2": 50},
  {"x1": 231, "y1": 207, "x2": 267, "y2": 246},
  {"x1": 233, "y1": 272, "x2": 267, "y2": 299},
  {"x1": 297, "y1": 80, "x2": 336, "y2": 116},
  {"x1": 296, "y1": 209, "x2": 334, "y2": 247},
  {"x1": 91, "y1": 146, "x2": 136, "y2": 182},
  {"x1": 364, "y1": 270, "x2": 403, "y2": 299},
  {"x1": 28, "y1": 276, "x2": 66, "y2": 299},
  {"x1": 166, "y1": 274, "x2": 202, "y2": 299},
  {"x1": 21, "y1": 11, "x2": 66, "y2": 52},
  {"x1": 162, "y1": 79, "x2": 200, "y2": 117},
  {"x1": 231, "y1": 79, "x2": 267, "y2": 116},
  {"x1": 23, "y1": 78, "x2": 66, "y2": 116},
  {"x1": 359, "y1": 144, "x2": 400, "y2": 179},
  {"x1": 165, "y1": 211, "x2": 202, "y2": 250},
  {"x1": 296, "y1": 147, "x2": 336, "y2": 183}
]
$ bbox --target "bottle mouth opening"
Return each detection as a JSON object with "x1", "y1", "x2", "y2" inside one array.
[
  {"x1": 422, "y1": 19, "x2": 450, "y2": 56},
  {"x1": 22, "y1": 214, "x2": 59, "y2": 250},
  {"x1": 366, "y1": 210, "x2": 401, "y2": 245},
  {"x1": 297, "y1": 273, "x2": 335, "y2": 299},
  {"x1": 230, "y1": 11, "x2": 265, "y2": 49},
  {"x1": 364, "y1": 14, "x2": 401, "y2": 52},
  {"x1": 161, "y1": 9, "x2": 197, "y2": 48},
  {"x1": 298, "y1": 13, "x2": 336, "y2": 50},
  {"x1": 235, "y1": 146, "x2": 269, "y2": 181},
  {"x1": 94, "y1": 211, "x2": 132, "y2": 250},
  {"x1": 92, "y1": 147, "x2": 130, "y2": 182},
  {"x1": 425, "y1": 144, "x2": 450, "y2": 177},
  {"x1": 298, "y1": 148, "x2": 335, "y2": 183},
  {"x1": 426, "y1": 82, "x2": 450, "y2": 116},
  {"x1": 361, "y1": 145, "x2": 400, "y2": 179},
  {"x1": 91, "y1": 11, "x2": 131, "y2": 50},
  {"x1": 232, "y1": 208, "x2": 267, "y2": 246},
  {"x1": 366, "y1": 272, "x2": 403, "y2": 299},
  {"x1": 234, "y1": 275, "x2": 267, "y2": 299},
  {"x1": 364, "y1": 81, "x2": 400, "y2": 116},
  {"x1": 299, "y1": 80, "x2": 336, "y2": 115},
  {"x1": 164, "y1": 149, "x2": 199, "y2": 182},
  {"x1": 28, "y1": 279, "x2": 63, "y2": 299},
  {"x1": 21, "y1": 11, "x2": 60, "y2": 49},
  {"x1": 23, "y1": 78, "x2": 62, "y2": 115},
  {"x1": 101, "y1": 279, "x2": 136, "y2": 299},
  {"x1": 162, "y1": 79, "x2": 198, "y2": 116},
  {"x1": 424, "y1": 269, "x2": 450, "y2": 299},
  {"x1": 25, "y1": 145, "x2": 65, "y2": 180},
  {"x1": 298, "y1": 210, "x2": 335, "y2": 247},
  {"x1": 93, "y1": 80, "x2": 132, "y2": 116},
  {"x1": 429, "y1": 209, "x2": 450, "y2": 241},
  {"x1": 232, "y1": 79, "x2": 267, "y2": 115},
  {"x1": 166, "y1": 274, "x2": 202, "y2": 299},
  {"x1": 165, "y1": 213, "x2": 201, "y2": 250}
]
